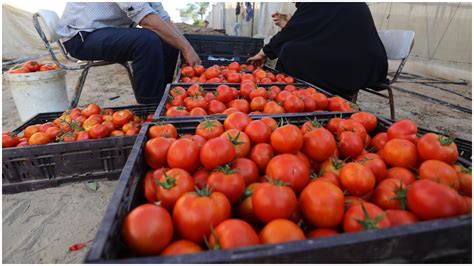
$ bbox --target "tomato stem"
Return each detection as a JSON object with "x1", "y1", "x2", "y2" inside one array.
[
  {"x1": 158, "y1": 171, "x2": 176, "y2": 190},
  {"x1": 354, "y1": 202, "x2": 386, "y2": 230},
  {"x1": 438, "y1": 135, "x2": 455, "y2": 146}
]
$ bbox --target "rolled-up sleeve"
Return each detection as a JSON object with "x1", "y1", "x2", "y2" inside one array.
[
  {"x1": 150, "y1": 2, "x2": 171, "y2": 21},
  {"x1": 116, "y1": 2, "x2": 159, "y2": 24}
]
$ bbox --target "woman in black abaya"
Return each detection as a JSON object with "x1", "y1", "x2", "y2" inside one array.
[{"x1": 248, "y1": 3, "x2": 388, "y2": 98}]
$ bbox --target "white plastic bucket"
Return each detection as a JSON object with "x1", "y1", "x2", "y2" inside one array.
[{"x1": 3, "y1": 69, "x2": 69, "y2": 121}]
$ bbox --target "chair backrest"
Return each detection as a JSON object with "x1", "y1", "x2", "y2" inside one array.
[
  {"x1": 378, "y1": 30, "x2": 415, "y2": 60},
  {"x1": 35, "y1": 9, "x2": 60, "y2": 43}
]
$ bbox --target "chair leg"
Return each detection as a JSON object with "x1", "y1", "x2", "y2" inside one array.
[
  {"x1": 120, "y1": 62, "x2": 136, "y2": 94},
  {"x1": 70, "y1": 67, "x2": 90, "y2": 108},
  {"x1": 351, "y1": 90, "x2": 359, "y2": 104},
  {"x1": 387, "y1": 86, "x2": 396, "y2": 120}
]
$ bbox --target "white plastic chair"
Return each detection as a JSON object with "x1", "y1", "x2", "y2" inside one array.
[
  {"x1": 32, "y1": 9, "x2": 136, "y2": 108},
  {"x1": 352, "y1": 30, "x2": 416, "y2": 120}
]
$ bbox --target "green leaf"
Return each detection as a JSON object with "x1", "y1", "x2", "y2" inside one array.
[{"x1": 87, "y1": 180, "x2": 99, "y2": 191}]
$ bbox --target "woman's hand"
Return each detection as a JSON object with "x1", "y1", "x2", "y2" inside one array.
[
  {"x1": 271, "y1": 12, "x2": 290, "y2": 28},
  {"x1": 247, "y1": 49, "x2": 267, "y2": 67},
  {"x1": 182, "y1": 47, "x2": 202, "y2": 67}
]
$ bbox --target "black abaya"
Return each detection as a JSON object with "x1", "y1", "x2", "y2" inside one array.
[{"x1": 262, "y1": 3, "x2": 388, "y2": 97}]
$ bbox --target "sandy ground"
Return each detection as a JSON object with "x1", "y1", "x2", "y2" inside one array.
[
  {"x1": 1, "y1": 26, "x2": 472, "y2": 263},
  {"x1": 2, "y1": 180, "x2": 117, "y2": 263}
]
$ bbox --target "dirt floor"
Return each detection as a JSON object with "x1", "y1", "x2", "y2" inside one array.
[{"x1": 1, "y1": 26, "x2": 472, "y2": 264}]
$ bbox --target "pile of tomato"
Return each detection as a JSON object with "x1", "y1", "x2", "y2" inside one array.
[
  {"x1": 122, "y1": 111, "x2": 472, "y2": 257},
  {"x1": 179, "y1": 62, "x2": 295, "y2": 83},
  {"x1": 164, "y1": 84, "x2": 356, "y2": 117},
  {"x1": 7, "y1": 60, "x2": 60, "y2": 74},
  {"x1": 2, "y1": 103, "x2": 154, "y2": 148}
]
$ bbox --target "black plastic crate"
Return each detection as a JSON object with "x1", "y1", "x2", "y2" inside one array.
[
  {"x1": 185, "y1": 34, "x2": 263, "y2": 63},
  {"x1": 153, "y1": 83, "x2": 355, "y2": 120},
  {"x1": 2, "y1": 104, "x2": 158, "y2": 194},
  {"x1": 85, "y1": 114, "x2": 472, "y2": 263}
]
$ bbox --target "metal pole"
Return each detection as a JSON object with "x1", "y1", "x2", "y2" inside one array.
[{"x1": 251, "y1": 2, "x2": 255, "y2": 37}]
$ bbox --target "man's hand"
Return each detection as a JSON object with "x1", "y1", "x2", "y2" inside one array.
[
  {"x1": 271, "y1": 12, "x2": 290, "y2": 28},
  {"x1": 182, "y1": 47, "x2": 201, "y2": 66},
  {"x1": 247, "y1": 49, "x2": 267, "y2": 67}
]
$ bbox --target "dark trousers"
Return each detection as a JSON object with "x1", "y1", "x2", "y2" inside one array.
[{"x1": 63, "y1": 27, "x2": 178, "y2": 104}]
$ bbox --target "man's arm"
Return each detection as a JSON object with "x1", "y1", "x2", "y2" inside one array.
[{"x1": 140, "y1": 14, "x2": 201, "y2": 66}]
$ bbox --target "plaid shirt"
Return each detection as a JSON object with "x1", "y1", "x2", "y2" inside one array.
[{"x1": 56, "y1": 2, "x2": 170, "y2": 41}]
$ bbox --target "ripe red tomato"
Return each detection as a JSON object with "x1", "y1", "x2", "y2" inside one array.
[
  {"x1": 166, "y1": 138, "x2": 200, "y2": 173},
  {"x1": 337, "y1": 119, "x2": 367, "y2": 142},
  {"x1": 319, "y1": 157, "x2": 345, "y2": 176},
  {"x1": 372, "y1": 178, "x2": 408, "y2": 210},
  {"x1": 23, "y1": 60, "x2": 41, "y2": 71},
  {"x1": 260, "y1": 117, "x2": 278, "y2": 132},
  {"x1": 207, "y1": 165, "x2": 246, "y2": 204},
  {"x1": 300, "y1": 180, "x2": 345, "y2": 228},
  {"x1": 350, "y1": 112, "x2": 377, "y2": 133},
  {"x1": 3, "y1": 133, "x2": 20, "y2": 148},
  {"x1": 385, "y1": 210, "x2": 419, "y2": 226},
  {"x1": 184, "y1": 95, "x2": 208, "y2": 111},
  {"x1": 307, "y1": 228, "x2": 339, "y2": 238},
  {"x1": 125, "y1": 128, "x2": 140, "y2": 136},
  {"x1": 221, "y1": 129, "x2": 251, "y2": 158},
  {"x1": 28, "y1": 132, "x2": 51, "y2": 145},
  {"x1": 229, "y1": 99, "x2": 250, "y2": 114},
  {"x1": 144, "y1": 169, "x2": 161, "y2": 203},
  {"x1": 312, "y1": 93, "x2": 329, "y2": 110},
  {"x1": 382, "y1": 139, "x2": 418, "y2": 168},
  {"x1": 148, "y1": 124, "x2": 177, "y2": 139},
  {"x1": 385, "y1": 167, "x2": 416, "y2": 185},
  {"x1": 122, "y1": 204, "x2": 173, "y2": 255},
  {"x1": 252, "y1": 180, "x2": 297, "y2": 223},
  {"x1": 407, "y1": 179, "x2": 465, "y2": 220},
  {"x1": 454, "y1": 165, "x2": 472, "y2": 196},
  {"x1": 339, "y1": 162, "x2": 375, "y2": 196},
  {"x1": 343, "y1": 202, "x2": 391, "y2": 232},
  {"x1": 387, "y1": 119, "x2": 418, "y2": 144},
  {"x1": 271, "y1": 124, "x2": 303, "y2": 154},
  {"x1": 193, "y1": 168, "x2": 209, "y2": 189},
  {"x1": 231, "y1": 158, "x2": 259, "y2": 185},
  {"x1": 250, "y1": 87, "x2": 269, "y2": 100},
  {"x1": 283, "y1": 95, "x2": 305, "y2": 113},
  {"x1": 419, "y1": 160, "x2": 460, "y2": 190},
  {"x1": 144, "y1": 137, "x2": 173, "y2": 169},
  {"x1": 190, "y1": 107, "x2": 208, "y2": 116},
  {"x1": 302, "y1": 127, "x2": 336, "y2": 162},
  {"x1": 112, "y1": 109, "x2": 134, "y2": 126},
  {"x1": 250, "y1": 97, "x2": 267, "y2": 111},
  {"x1": 181, "y1": 66, "x2": 195, "y2": 78},
  {"x1": 200, "y1": 137, "x2": 236, "y2": 170},
  {"x1": 238, "y1": 183, "x2": 260, "y2": 224},
  {"x1": 81, "y1": 103, "x2": 101, "y2": 118},
  {"x1": 195, "y1": 120, "x2": 224, "y2": 140},
  {"x1": 249, "y1": 143, "x2": 274, "y2": 173},
  {"x1": 156, "y1": 168, "x2": 194, "y2": 210},
  {"x1": 244, "y1": 120, "x2": 271, "y2": 144},
  {"x1": 370, "y1": 132, "x2": 388, "y2": 151},
  {"x1": 216, "y1": 85, "x2": 233, "y2": 103},
  {"x1": 356, "y1": 153, "x2": 387, "y2": 182},
  {"x1": 326, "y1": 117, "x2": 344, "y2": 134},
  {"x1": 266, "y1": 154, "x2": 310, "y2": 193},
  {"x1": 311, "y1": 171, "x2": 341, "y2": 188},
  {"x1": 263, "y1": 101, "x2": 285, "y2": 114},
  {"x1": 302, "y1": 97, "x2": 316, "y2": 112},
  {"x1": 166, "y1": 106, "x2": 190, "y2": 116},
  {"x1": 259, "y1": 219, "x2": 305, "y2": 244},
  {"x1": 223, "y1": 112, "x2": 252, "y2": 131},
  {"x1": 417, "y1": 133, "x2": 458, "y2": 164},
  {"x1": 208, "y1": 219, "x2": 259, "y2": 250},
  {"x1": 338, "y1": 131, "x2": 364, "y2": 159},
  {"x1": 173, "y1": 188, "x2": 231, "y2": 244},
  {"x1": 24, "y1": 125, "x2": 40, "y2": 138},
  {"x1": 207, "y1": 100, "x2": 227, "y2": 114},
  {"x1": 161, "y1": 240, "x2": 203, "y2": 256},
  {"x1": 193, "y1": 65, "x2": 205, "y2": 75}
]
